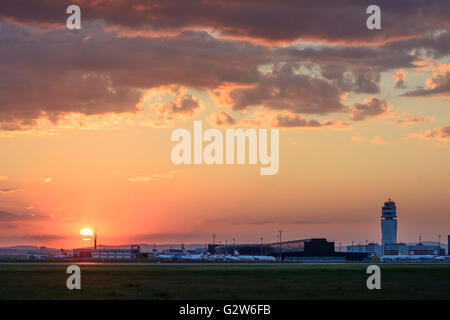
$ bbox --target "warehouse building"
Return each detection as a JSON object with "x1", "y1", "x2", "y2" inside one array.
[{"x1": 73, "y1": 245, "x2": 141, "y2": 260}]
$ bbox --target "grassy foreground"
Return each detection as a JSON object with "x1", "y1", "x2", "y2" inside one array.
[{"x1": 0, "y1": 264, "x2": 449, "y2": 300}]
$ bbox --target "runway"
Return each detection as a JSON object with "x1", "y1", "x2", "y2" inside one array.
[{"x1": 0, "y1": 261, "x2": 448, "y2": 266}]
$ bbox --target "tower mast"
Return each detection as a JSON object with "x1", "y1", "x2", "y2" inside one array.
[{"x1": 94, "y1": 227, "x2": 97, "y2": 250}]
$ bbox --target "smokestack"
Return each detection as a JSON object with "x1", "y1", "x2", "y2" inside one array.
[{"x1": 94, "y1": 228, "x2": 97, "y2": 249}]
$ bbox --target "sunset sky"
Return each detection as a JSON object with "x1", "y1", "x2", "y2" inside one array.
[{"x1": 0, "y1": 0, "x2": 449, "y2": 249}]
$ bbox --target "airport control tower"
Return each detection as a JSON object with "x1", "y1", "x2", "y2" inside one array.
[{"x1": 381, "y1": 199, "x2": 397, "y2": 245}]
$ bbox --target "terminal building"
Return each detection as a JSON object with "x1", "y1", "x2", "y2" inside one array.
[
  {"x1": 346, "y1": 243, "x2": 383, "y2": 256},
  {"x1": 211, "y1": 238, "x2": 367, "y2": 261},
  {"x1": 211, "y1": 238, "x2": 335, "y2": 257}
]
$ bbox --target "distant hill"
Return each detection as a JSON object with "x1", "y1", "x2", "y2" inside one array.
[
  {"x1": 0, "y1": 246, "x2": 64, "y2": 258},
  {"x1": 3, "y1": 245, "x2": 49, "y2": 250},
  {"x1": 407, "y1": 241, "x2": 445, "y2": 247}
]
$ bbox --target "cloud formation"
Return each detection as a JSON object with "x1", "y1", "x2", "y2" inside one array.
[
  {"x1": 128, "y1": 170, "x2": 183, "y2": 183},
  {"x1": 271, "y1": 113, "x2": 349, "y2": 129},
  {"x1": 393, "y1": 69, "x2": 407, "y2": 88},
  {"x1": 370, "y1": 136, "x2": 388, "y2": 145},
  {"x1": 0, "y1": 1, "x2": 448, "y2": 132},
  {"x1": 0, "y1": 211, "x2": 50, "y2": 221},
  {"x1": 350, "y1": 98, "x2": 392, "y2": 121},
  {"x1": 209, "y1": 110, "x2": 236, "y2": 127},
  {"x1": 0, "y1": 233, "x2": 66, "y2": 241},
  {"x1": 1, "y1": 0, "x2": 448, "y2": 44},
  {"x1": 411, "y1": 125, "x2": 450, "y2": 142},
  {"x1": 0, "y1": 188, "x2": 22, "y2": 193},
  {"x1": 230, "y1": 64, "x2": 346, "y2": 115},
  {"x1": 394, "y1": 115, "x2": 434, "y2": 125},
  {"x1": 404, "y1": 72, "x2": 450, "y2": 100}
]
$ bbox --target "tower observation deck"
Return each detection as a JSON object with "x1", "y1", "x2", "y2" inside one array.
[{"x1": 381, "y1": 198, "x2": 397, "y2": 245}]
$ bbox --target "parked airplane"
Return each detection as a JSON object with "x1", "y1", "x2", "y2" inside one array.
[
  {"x1": 180, "y1": 248, "x2": 206, "y2": 260},
  {"x1": 232, "y1": 250, "x2": 276, "y2": 261},
  {"x1": 380, "y1": 255, "x2": 410, "y2": 261},
  {"x1": 381, "y1": 250, "x2": 442, "y2": 262},
  {"x1": 232, "y1": 250, "x2": 256, "y2": 260},
  {"x1": 151, "y1": 247, "x2": 176, "y2": 259},
  {"x1": 149, "y1": 246, "x2": 277, "y2": 261},
  {"x1": 407, "y1": 250, "x2": 439, "y2": 261},
  {"x1": 224, "y1": 254, "x2": 240, "y2": 261},
  {"x1": 253, "y1": 255, "x2": 277, "y2": 261}
]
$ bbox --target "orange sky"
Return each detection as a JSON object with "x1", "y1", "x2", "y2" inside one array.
[{"x1": 0, "y1": 1, "x2": 449, "y2": 248}]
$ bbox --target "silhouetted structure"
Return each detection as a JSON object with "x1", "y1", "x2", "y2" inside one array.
[
  {"x1": 212, "y1": 238, "x2": 340, "y2": 258},
  {"x1": 381, "y1": 199, "x2": 397, "y2": 245}
]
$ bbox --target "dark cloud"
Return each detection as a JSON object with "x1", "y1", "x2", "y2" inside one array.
[
  {"x1": 0, "y1": 21, "x2": 266, "y2": 129},
  {"x1": 23, "y1": 234, "x2": 66, "y2": 241},
  {"x1": 153, "y1": 92, "x2": 201, "y2": 122},
  {"x1": 230, "y1": 64, "x2": 346, "y2": 114},
  {"x1": 0, "y1": 234, "x2": 66, "y2": 241},
  {"x1": 210, "y1": 110, "x2": 236, "y2": 127},
  {"x1": 413, "y1": 125, "x2": 450, "y2": 141},
  {"x1": 0, "y1": 210, "x2": 50, "y2": 221},
  {"x1": 275, "y1": 31, "x2": 450, "y2": 94},
  {"x1": 272, "y1": 113, "x2": 320, "y2": 127},
  {"x1": 271, "y1": 113, "x2": 350, "y2": 129},
  {"x1": 281, "y1": 45, "x2": 417, "y2": 70},
  {"x1": 0, "y1": 223, "x2": 18, "y2": 229},
  {"x1": 0, "y1": 69, "x2": 140, "y2": 127},
  {"x1": 136, "y1": 233, "x2": 210, "y2": 242},
  {"x1": 403, "y1": 72, "x2": 450, "y2": 98},
  {"x1": 395, "y1": 116, "x2": 432, "y2": 125},
  {"x1": 0, "y1": 188, "x2": 21, "y2": 193},
  {"x1": 386, "y1": 31, "x2": 450, "y2": 59},
  {"x1": 170, "y1": 96, "x2": 199, "y2": 114},
  {"x1": 0, "y1": 1, "x2": 449, "y2": 131},
  {"x1": 427, "y1": 125, "x2": 450, "y2": 138},
  {"x1": 350, "y1": 97, "x2": 391, "y2": 121},
  {"x1": 1, "y1": 0, "x2": 448, "y2": 44},
  {"x1": 393, "y1": 70, "x2": 407, "y2": 88},
  {"x1": 202, "y1": 217, "x2": 329, "y2": 225}
]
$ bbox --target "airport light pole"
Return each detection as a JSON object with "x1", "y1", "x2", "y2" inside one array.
[
  {"x1": 278, "y1": 230, "x2": 282, "y2": 261},
  {"x1": 276, "y1": 235, "x2": 279, "y2": 258}
]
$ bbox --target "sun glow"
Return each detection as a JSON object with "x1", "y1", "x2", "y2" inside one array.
[{"x1": 80, "y1": 228, "x2": 94, "y2": 241}]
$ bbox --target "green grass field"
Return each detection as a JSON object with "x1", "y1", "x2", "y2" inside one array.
[{"x1": 0, "y1": 264, "x2": 449, "y2": 300}]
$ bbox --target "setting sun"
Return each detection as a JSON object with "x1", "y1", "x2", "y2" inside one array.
[{"x1": 80, "y1": 228, "x2": 94, "y2": 241}]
